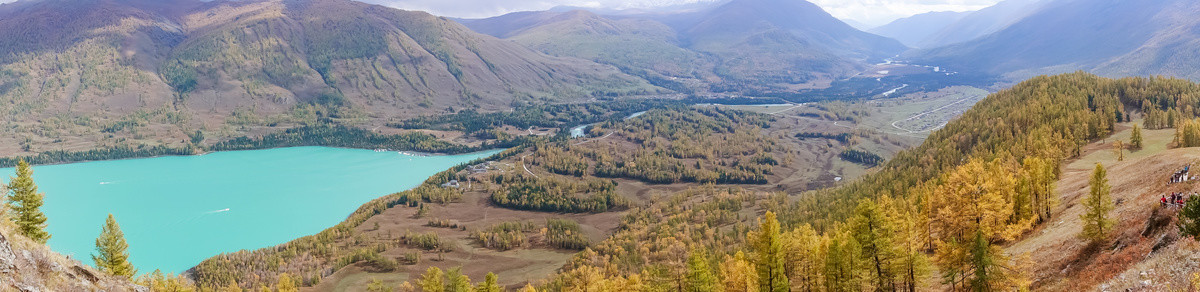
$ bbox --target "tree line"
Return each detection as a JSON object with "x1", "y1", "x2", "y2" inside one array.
[
  {"x1": 839, "y1": 149, "x2": 884, "y2": 167},
  {"x1": 1, "y1": 124, "x2": 524, "y2": 168},
  {"x1": 487, "y1": 173, "x2": 627, "y2": 213}
]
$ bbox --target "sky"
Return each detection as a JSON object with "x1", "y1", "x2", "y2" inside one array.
[{"x1": 358, "y1": 0, "x2": 1004, "y2": 27}]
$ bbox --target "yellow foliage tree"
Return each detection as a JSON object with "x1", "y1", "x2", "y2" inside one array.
[
  {"x1": 782, "y1": 224, "x2": 825, "y2": 291},
  {"x1": 929, "y1": 159, "x2": 1033, "y2": 290},
  {"x1": 276, "y1": 273, "x2": 298, "y2": 292},
  {"x1": 720, "y1": 251, "x2": 759, "y2": 292}
]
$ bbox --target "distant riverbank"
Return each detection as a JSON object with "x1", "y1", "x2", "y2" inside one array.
[{"x1": 0, "y1": 125, "x2": 515, "y2": 168}]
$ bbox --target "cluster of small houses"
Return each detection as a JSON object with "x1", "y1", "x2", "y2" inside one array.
[{"x1": 440, "y1": 161, "x2": 500, "y2": 188}]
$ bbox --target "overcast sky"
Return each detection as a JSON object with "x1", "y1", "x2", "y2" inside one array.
[{"x1": 359, "y1": 0, "x2": 1004, "y2": 27}]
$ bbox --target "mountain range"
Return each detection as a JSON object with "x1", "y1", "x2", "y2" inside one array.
[
  {"x1": 869, "y1": 11, "x2": 969, "y2": 48},
  {"x1": 5, "y1": 0, "x2": 1200, "y2": 143},
  {"x1": 463, "y1": 0, "x2": 908, "y2": 93},
  {"x1": 0, "y1": 0, "x2": 654, "y2": 132},
  {"x1": 910, "y1": 0, "x2": 1200, "y2": 79}
]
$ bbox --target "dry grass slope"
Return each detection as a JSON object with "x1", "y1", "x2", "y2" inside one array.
[
  {"x1": 0, "y1": 222, "x2": 141, "y2": 291},
  {"x1": 1007, "y1": 123, "x2": 1200, "y2": 290}
]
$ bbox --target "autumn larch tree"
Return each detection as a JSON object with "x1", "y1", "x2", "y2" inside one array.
[
  {"x1": 93, "y1": 213, "x2": 136, "y2": 278},
  {"x1": 850, "y1": 199, "x2": 897, "y2": 291},
  {"x1": 421, "y1": 267, "x2": 446, "y2": 292},
  {"x1": 366, "y1": 278, "x2": 391, "y2": 292},
  {"x1": 685, "y1": 249, "x2": 717, "y2": 292},
  {"x1": 1080, "y1": 163, "x2": 1115, "y2": 244},
  {"x1": 475, "y1": 272, "x2": 502, "y2": 292},
  {"x1": 929, "y1": 159, "x2": 1031, "y2": 290},
  {"x1": 1130, "y1": 124, "x2": 1143, "y2": 150},
  {"x1": 1112, "y1": 140, "x2": 1125, "y2": 161},
  {"x1": 719, "y1": 251, "x2": 758, "y2": 292},
  {"x1": 782, "y1": 224, "x2": 825, "y2": 291},
  {"x1": 276, "y1": 273, "x2": 298, "y2": 292},
  {"x1": 445, "y1": 267, "x2": 472, "y2": 292},
  {"x1": 749, "y1": 211, "x2": 789, "y2": 292}
]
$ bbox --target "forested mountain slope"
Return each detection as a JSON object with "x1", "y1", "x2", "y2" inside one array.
[
  {"x1": 538, "y1": 73, "x2": 1200, "y2": 290},
  {"x1": 0, "y1": 0, "x2": 654, "y2": 157}
]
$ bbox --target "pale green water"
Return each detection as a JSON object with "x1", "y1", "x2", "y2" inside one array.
[{"x1": 0, "y1": 146, "x2": 500, "y2": 274}]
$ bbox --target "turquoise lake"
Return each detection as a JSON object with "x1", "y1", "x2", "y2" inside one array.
[{"x1": 0, "y1": 146, "x2": 500, "y2": 274}]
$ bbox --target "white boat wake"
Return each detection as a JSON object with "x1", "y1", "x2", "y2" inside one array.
[{"x1": 206, "y1": 208, "x2": 231, "y2": 214}]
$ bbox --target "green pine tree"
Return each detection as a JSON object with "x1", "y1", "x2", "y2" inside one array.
[
  {"x1": 1080, "y1": 163, "x2": 1115, "y2": 243},
  {"x1": 969, "y1": 230, "x2": 998, "y2": 292},
  {"x1": 751, "y1": 211, "x2": 789, "y2": 292},
  {"x1": 475, "y1": 272, "x2": 501, "y2": 292},
  {"x1": 8, "y1": 160, "x2": 49, "y2": 243},
  {"x1": 1130, "y1": 124, "x2": 1143, "y2": 150},
  {"x1": 445, "y1": 267, "x2": 472, "y2": 292},
  {"x1": 93, "y1": 214, "x2": 136, "y2": 278},
  {"x1": 1179, "y1": 196, "x2": 1200, "y2": 240},
  {"x1": 685, "y1": 249, "x2": 717, "y2": 292}
]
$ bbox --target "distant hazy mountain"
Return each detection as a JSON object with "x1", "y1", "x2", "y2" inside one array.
[
  {"x1": 463, "y1": 9, "x2": 716, "y2": 90},
  {"x1": 685, "y1": 0, "x2": 906, "y2": 61},
  {"x1": 911, "y1": 0, "x2": 1200, "y2": 79},
  {"x1": 918, "y1": 0, "x2": 1046, "y2": 48},
  {"x1": 683, "y1": 0, "x2": 907, "y2": 84},
  {"x1": 0, "y1": 0, "x2": 652, "y2": 128},
  {"x1": 842, "y1": 19, "x2": 875, "y2": 31},
  {"x1": 870, "y1": 11, "x2": 969, "y2": 48},
  {"x1": 466, "y1": 0, "x2": 907, "y2": 93}
]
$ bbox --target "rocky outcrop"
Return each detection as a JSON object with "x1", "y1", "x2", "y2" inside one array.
[{"x1": 0, "y1": 229, "x2": 143, "y2": 291}]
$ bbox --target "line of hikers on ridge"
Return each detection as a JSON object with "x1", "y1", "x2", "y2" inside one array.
[
  {"x1": 1163, "y1": 192, "x2": 1194, "y2": 208},
  {"x1": 1170, "y1": 164, "x2": 1192, "y2": 184},
  {"x1": 1164, "y1": 164, "x2": 1196, "y2": 208}
]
